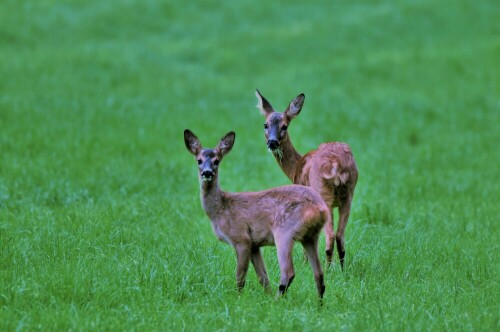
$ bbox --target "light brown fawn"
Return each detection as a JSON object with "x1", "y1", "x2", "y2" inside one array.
[
  {"x1": 255, "y1": 90, "x2": 358, "y2": 269},
  {"x1": 184, "y1": 129, "x2": 330, "y2": 298}
]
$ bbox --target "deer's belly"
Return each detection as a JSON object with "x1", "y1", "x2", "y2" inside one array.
[{"x1": 251, "y1": 230, "x2": 275, "y2": 247}]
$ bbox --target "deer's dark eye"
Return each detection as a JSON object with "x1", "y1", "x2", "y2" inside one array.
[
  {"x1": 264, "y1": 123, "x2": 268, "y2": 129},
  {"x1": 281, "y1": 125, "x2": 288, "y2": 131},
  {"x1": 214, "y1": 159, "x2": 219, "y2": 166},
  {"x1": 197, "y1": 159, "x2": 202, "y2": 165}
]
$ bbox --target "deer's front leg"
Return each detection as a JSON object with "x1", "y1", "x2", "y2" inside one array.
[
  {"x1": 235, "y1": 244, "x2": 251, "y2": 292},
  {"x1": 250, "y1": 247, "x2": 270, "y2": 292}
]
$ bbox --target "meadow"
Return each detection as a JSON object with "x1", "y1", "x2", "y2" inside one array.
[{"x1": 1, "y1": 0, "x2": 499, "y2": 330}]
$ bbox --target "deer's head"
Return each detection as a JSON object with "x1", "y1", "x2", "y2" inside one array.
[
  {"x1": 255, "y1": 89, "x2": 304, "y2": 155},
  {"x1": 184, "y1": 129, "x2": 235, "y2": 182}
]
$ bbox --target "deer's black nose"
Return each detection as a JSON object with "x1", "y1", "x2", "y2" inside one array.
[
  {"x1": 267, "y1": 139, "x2": 279, "y2": 150},
  {"x1": 202, "y1": 170, "x2": 214, "y2": 178}
]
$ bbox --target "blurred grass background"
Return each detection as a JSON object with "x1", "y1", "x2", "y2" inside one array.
[{"x1": 0, "y1": 0, "x2": 499, "y2": 330}]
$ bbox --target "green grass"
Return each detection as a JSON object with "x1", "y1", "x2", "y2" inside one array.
[{"x1": 1, "y1": 0, "x2": 499, "y2": 330}]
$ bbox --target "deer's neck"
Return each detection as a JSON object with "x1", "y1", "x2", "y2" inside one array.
[
  {"x1": 200, "y1": 178, "x2": 224, "y2": 220},
  {"x1": 274, "y1": 134, "x2": 302, "y2": 182}
]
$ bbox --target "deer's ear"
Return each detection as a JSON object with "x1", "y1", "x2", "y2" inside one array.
[
  {"x1": 184, "y1": 129, "x2": 202, "y2": 155},
  {"x1": 255, "y1": 89, "x2": 274, "y2": 116},
  {"x1": 284, "y1": 93, "x2": 305, "y2": 120},
  {"x1": 216, "y1": 131, "x2": 235, "y2": 157}
]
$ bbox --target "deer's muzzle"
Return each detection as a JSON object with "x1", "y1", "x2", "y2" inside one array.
[
  {"x1": 267, "y1": 139, "x2": 279, "y2": 151},
  {"x1": 201, "y1": 170, "x2": 214, "y2": 181}
]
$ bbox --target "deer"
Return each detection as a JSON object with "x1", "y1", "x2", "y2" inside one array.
[
  {"x1": 255, "y1": 90, "x2": 358, "y2": 270},
  {"x1": 184, "y1": 129, "x2": 331, "y2": 298}
]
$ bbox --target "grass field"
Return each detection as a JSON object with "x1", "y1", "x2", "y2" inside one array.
[{"x1": 1, "y1": 0, "x2": 499, "y2": 330}]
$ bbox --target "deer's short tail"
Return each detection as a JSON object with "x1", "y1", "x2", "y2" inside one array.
[{"x1": 321, "y1": 161, "x2": 348, "y2": 186}]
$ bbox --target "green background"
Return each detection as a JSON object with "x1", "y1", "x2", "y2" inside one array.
[{"x1": 1, "y1": 0, "x2": 498, "y2": 330}]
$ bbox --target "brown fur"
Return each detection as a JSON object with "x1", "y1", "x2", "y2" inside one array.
[
  {"x1": 184, "y1": 129, "x2": 329, "y2": 298},
  {"x1": 256, "y1": 90, "x2": 358, "y2": 268}
]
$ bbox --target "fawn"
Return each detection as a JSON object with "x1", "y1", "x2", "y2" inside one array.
[
  {"x1": 184, "y1": 129, "x2": 330, "y2": 298},
  {"x1": 255, "y1": 90, "x2": 358, "y2": 269}
]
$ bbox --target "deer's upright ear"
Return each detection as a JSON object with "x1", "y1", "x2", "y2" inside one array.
[
  {"x1": 255, "y1": 89, "x2": 274, "y2": 116},
  {"x1": 216, "y1": 131, "x2": 235, "y2": 157},
  {"x1": 284, "y1": 93, "x2": 305, "y2": 120},
  {"x1": 184, "y1": 129, "x2": 202, "y2": 155}
]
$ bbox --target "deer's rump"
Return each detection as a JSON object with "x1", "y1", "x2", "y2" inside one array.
[{"x1": 294, "y1": 142, "x2": 357, "y2": 186}]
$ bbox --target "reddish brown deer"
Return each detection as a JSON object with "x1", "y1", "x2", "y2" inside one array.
[
  {"x1": 184, "y1": 129, "x2": 330, "y2": 298},
  {"x1": 255, "y1": 90, "x2": 358, "y2": 269}
]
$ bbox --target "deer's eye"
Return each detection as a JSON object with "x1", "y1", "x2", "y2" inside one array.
[
  {"x1": 213, "y1": 159, "x2": 219, "y2": 166},
  {"x1": 281, "y1": 125, "x2": 288, "y2": 131},
  {"x1": 264, "y1": 123, "x2": 268, "y2": 129},
  {"x1": 197, "y1": 159, "x2": 202, "y2": 165}
]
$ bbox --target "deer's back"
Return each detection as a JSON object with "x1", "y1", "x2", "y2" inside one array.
[
  {"x1": 220, "y1": 185, "x2": 328, "y2": 245},
  {"x1": 226, "y1": 185, "x2": 327, "y2": 220}
]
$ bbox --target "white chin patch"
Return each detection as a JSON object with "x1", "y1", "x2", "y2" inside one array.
[{"x1": 202, "y1": 176, "x2": 213, "y2": 182}]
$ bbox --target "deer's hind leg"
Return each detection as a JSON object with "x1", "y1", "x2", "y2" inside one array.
[
  {"x1": 323, "y1": 209, "x2": 335, "y2": 267},
  {"x1": 319, "y1": 189, "x2": 336, "y2": 267},
  {"x1": 336, "y1": 197, "x2": 352, "y2": 270},
  {"x1": 274, "y1": 234, "x2": 295, "y2": 297},
  {"x1": 302, "y1": 236, "x2": 325, "y2": 299}
]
